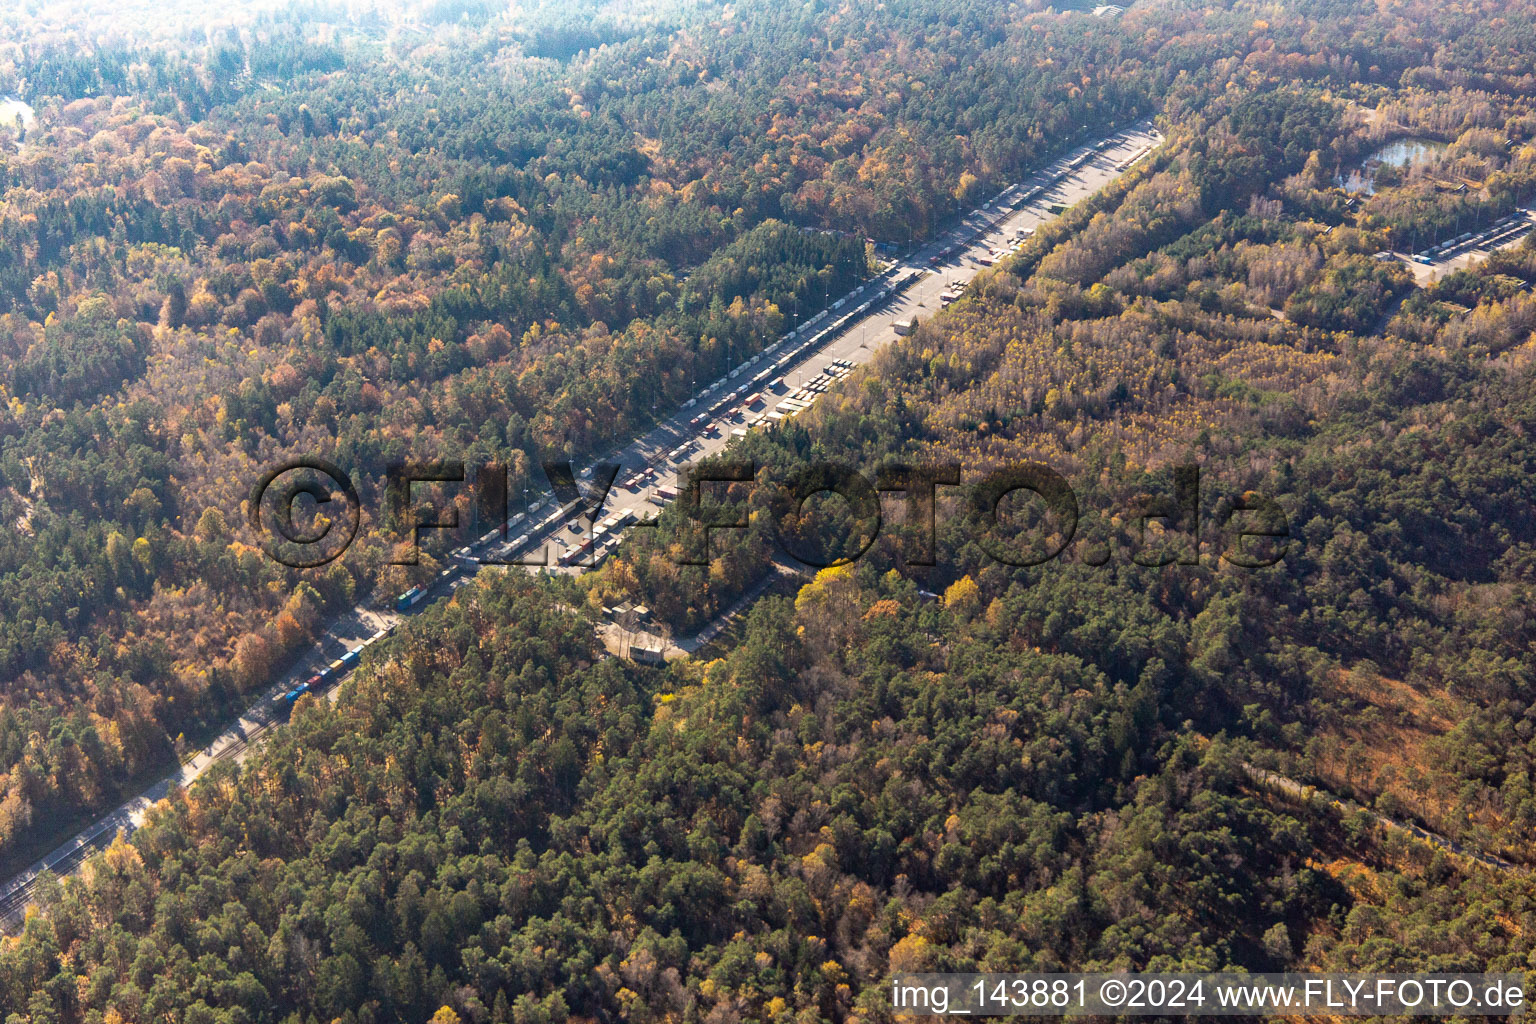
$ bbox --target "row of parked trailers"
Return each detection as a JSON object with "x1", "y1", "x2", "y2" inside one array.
[
  {"x1": 384, "y1": 267, "x2": 927, "y2": 598},
  {"x1": 395, "y1": 557, "x2": 472, "y2": 612},
  {"x1": 628, "y1": 270, "x2": 926, "y2": 515},
  {"x1": 275, "y1": 622, "x2": 397, "y2": 707},
  {"x1": 377, "y1": 265, "x2": 908, "y2": 587},
  {"x1": 1115, "y1": 146, "x2": 1152, "y2": 173},
  {"x1": 994, "y1": 146, "x2": 1098, "y2": 218},
  {"x1": 1413, "y1": 212, "x2": 1533, "y2": 263},
  {"x1": 765, "y1": 267, "x2": 920, "y2": 373},
  {"x1": 939, "y1": 133, "x2": 1150, "y2": 267},
  {"x1": 1054, "y1": 143, "x2": 1111, "y2": 187},
  {"x1": 773, "y1": 360, "x2": 854, "y2": 420},
  {"x1": 944, "y1": 172, "x2": 1055, "y2": 261},
  {"x1": 1023, "y1": 138, "x2": 1121, "y2": 206},
  {"x1": 677, "y1": 266, "x2": 922, "y2": 439},
  {"x1": 568, "y1": 508, "x2": 641, "y2": 566},
  {"x1": 376, "y1": 147, "x2": 1106, "y2": 608}
]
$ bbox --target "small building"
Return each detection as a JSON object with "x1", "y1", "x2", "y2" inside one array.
[{"x1": 630, "y1": 644, "x2": 666, "y2": 666}]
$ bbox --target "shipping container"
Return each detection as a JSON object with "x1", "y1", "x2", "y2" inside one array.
[
  {"x1": 274, "y1": 682, "x2": 311, "y2": 706},
  {"x1": 562, "y1": 539, "x2": 594, "y2": 565}
]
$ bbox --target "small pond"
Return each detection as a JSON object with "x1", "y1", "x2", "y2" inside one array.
[
  {"x1": 0, "y1": 97, "x2": 34, "y2": 145},
  {"x1": 1339, "y1": 137, "x2": 1448, "y2": 195}
]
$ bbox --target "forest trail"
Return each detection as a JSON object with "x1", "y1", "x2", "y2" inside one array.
[{"x1": 1240, "y1": 762, "x2": 1522, "y2": 874}]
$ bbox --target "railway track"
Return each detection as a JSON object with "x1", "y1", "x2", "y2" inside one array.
[
  {"x1": 0, "y1": 813, "x2": 127, "y2": 928},
  {"x1": 1242, "y1": 762, "x2": 1522, "y2": 874}
]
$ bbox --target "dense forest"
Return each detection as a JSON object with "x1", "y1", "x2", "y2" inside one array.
[
  {"x1": 7, "y1": 0, "x2": 1536, "y2": 1021},
  {"x1": 0, "y1": 0, "x2": 1147, "y2": 870}
]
